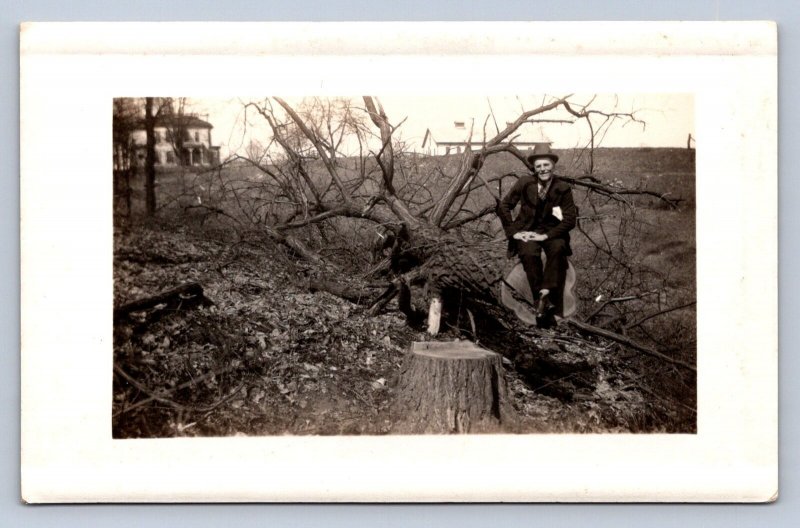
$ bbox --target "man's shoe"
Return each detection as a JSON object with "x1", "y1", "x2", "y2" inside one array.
[
  {"x1": 536, "y1": 294, "x2": 556, "y2": 329},
  {"x1": 536, "y1": 294, "x2": 555, "y2": 317}
]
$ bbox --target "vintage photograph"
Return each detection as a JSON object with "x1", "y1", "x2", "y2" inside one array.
[
  {"x1": 111, "y1": 94, "x2": 696, "y2": 437},
  {"x1": 22, "y1": 21, "x2": 776, "y2": 502}
]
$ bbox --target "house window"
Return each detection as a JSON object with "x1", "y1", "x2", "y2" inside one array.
[
  {"x1": 454, "y1": 121, "x2": 465, "y2": 129},
  {"x1": 194, "y1": 131, "x2": 199, "y2": 142},
  {"x1": 166, "y1": 151, "x2": 175, "y2": 164}
]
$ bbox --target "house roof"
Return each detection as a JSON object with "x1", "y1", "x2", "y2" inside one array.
[
  {"x1": 422, "y1": 120, "x2": 552, "y2": 149},
  {"x1": 134, "y1": 115, "x2": 214, "y2": 130}
]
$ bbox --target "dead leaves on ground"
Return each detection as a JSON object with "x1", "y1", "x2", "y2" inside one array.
[
  {"x1": 114, "y1": 223, "x2": 681, "y2": 437},
  {"x1": 113, "y1": 224, "x2": 412, "y2": 437}
]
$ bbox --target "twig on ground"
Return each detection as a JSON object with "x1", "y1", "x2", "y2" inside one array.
[
  {"x1": 533, "y1": 372, "x2": 582, "y2": 393},
  {"x1": 566, "y1": 319, "x2": 696, "y2": 373},
  {"x1": 113, "y1": 363, "x2": 241, "y2": 418},
  {"x1": 114, "y1": 282, "x2": 210, "y2": 322}
]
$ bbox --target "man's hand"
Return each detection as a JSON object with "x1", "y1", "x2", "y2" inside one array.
[{"x1": 513, "y1": 231, "x2": 547, "y2": 242}]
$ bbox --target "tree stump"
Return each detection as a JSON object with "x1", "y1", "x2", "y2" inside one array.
[{"x1": 393, "y1": 341, "x2": 510, "y2": 434}]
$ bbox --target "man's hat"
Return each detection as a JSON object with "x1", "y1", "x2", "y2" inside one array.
[{"x1": 527, "y1": 143, "x2": 559, "y2": 165}]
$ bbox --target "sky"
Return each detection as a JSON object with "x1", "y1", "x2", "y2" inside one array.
[{"x1": 185, "y1": 94, "x2": 694, "y2": 161}]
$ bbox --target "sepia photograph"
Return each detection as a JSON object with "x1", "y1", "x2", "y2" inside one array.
[
  {"x1": 21, "y1": 21, "x2": 776, "y2": 502},
  {"x1": 111, "y1": 94, "x2": 696, "y2": 437}
]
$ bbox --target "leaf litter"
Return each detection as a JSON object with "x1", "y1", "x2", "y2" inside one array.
[{"x1": 114, "y1": 223, "x2": 681, "y2": 437}]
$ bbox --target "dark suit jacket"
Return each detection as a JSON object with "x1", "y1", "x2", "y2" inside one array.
[{"x1": 497, "y1": 174, "x2": 577, "y2": 242}]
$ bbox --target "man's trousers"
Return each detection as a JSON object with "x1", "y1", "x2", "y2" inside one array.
[{"x1": 516, "y1": 237, "x2": 569, "y2": 302}]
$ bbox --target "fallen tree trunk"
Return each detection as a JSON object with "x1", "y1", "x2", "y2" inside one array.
[
  {"x1": 393, "y1": 341, "x2": 511, "y2": 434},
  {"x1": 114, "y1": 282, "x2": 211, "y2": 322}
]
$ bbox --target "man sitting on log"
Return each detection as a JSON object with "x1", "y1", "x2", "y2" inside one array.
[{"x1": 498, "y1": 144, "x2": 577, "y2": 327}]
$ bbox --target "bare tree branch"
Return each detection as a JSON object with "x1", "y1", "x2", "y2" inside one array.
[
  {"x1": 583, "y1": 291, "x2": 659, "y2": 322},
  {"x1": 245, "y1": 102, "x2": 325, "y2": 207},
  {"x1": 442, "y1": 205, "x2": 497, "y2": 230},
  {"x1": 363, "y1": 96, "x2": 397, "y2": 195},
  {"x1": 275, "y1": 201, "x2": 395, "y2": 231},
  {"x1": 273, "y1": 97, "x2": 352, "y2": 202},
  {"x1": 624, "y1": 301, "x2": 696, "y2": 331}
]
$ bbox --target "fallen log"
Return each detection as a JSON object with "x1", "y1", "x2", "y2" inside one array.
[
  {"x1": 393, "y1": 341, "x2": 512, "y2": 434},
  {"x1": 114, "y1": 282, "x2": 211, "y2": 323}
]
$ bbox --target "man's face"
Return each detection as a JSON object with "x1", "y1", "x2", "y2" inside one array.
[{"x1": 534, "y1": 159, "x2": 554, "y2": 182}]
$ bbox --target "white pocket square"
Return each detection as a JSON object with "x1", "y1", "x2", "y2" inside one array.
[{"x1": 552, "y1": 206, "x2": 563, "y2": 221}]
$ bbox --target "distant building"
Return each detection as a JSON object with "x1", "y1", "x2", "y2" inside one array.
[
  {"x1": 422, "y1": 121, "x2": 552, "y2": 155},
  {"x1": 126, "y1": 114, "x2": 221, "y2": 168}
]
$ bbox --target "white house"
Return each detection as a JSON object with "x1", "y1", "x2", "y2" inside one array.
[
  {"x1": 128, "y1": 114, "x2": 221, "y2": 168},
  {"x1": 421, "y1": 120, "x2": 552, "y2": 155}
]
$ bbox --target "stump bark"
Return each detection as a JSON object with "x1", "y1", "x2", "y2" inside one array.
[{"x1": 393, "y1": 341, "x2": 510, "y2": 434}]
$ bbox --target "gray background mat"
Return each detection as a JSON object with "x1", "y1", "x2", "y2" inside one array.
[{"x1": 5, "y1": 1, "x2": 795, "y2": 526}]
